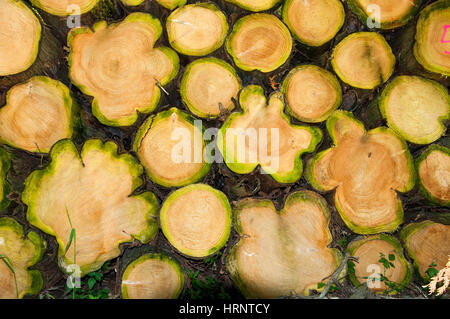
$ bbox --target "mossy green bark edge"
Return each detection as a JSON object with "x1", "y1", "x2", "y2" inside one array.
[
  {"x1": 133, "y1": 107, "x2": 212, "y2": 188},
  {"x1": 227, "y1": 190, "x2": 343, "y2": 298},
  {"x1": 160, "y1": 184, "x2": 232, "y2": 258},
  {"x1": 305, "y1": 110, "x2": 416, "y2": 234},
  {"x1": 281, "y1": 65, "x2": 342, "y2": 123},
  {"x1": 0, "y1": 217, "x2": 46, "y2": 298},
  {"x1": 22, "y1": 139, "x2": 159, "y2": 276},
  {"x1": 67, "y1": 12, "x2": 180, "y2": 127},
  {"x1": 346, "y1": 0, "x2": 422, "y2": 30},
  {"x1": 180, "y1": 57, "x2": 242, "y2": 119},
  {"x1": 415, "y1": 144, "x2": 450, "y2": 206},
  {"x1": 121, "y1": 252, "x2": 185, "y2": 299},
  {"x1": 218, "y1": 85, "x2": 323, "y2": 184},
  {"x1": 347, "y1": 234, "x2": 412, "y2": 294},
  {"x1": 379, "y1": 75, "x2": 450, "y2": 145}
]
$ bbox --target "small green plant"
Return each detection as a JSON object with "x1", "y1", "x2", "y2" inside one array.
[
  {"x1": 347, "y1": 259, "x2": 356, "y2": 276},
  {"x1": 317, "y1": 281, "x2": 339, "y2": 293},
  {"x1": 64, "y1": 207, "x2": 77, "y2": 299},
  {"x1": 204, "y1": 252, "x2": 222, "y2": 267},
  {"x1": 336, "y1": 236, "x2": 349, "y2": 249},
  {"x1": 183, "y1": 268, "x2": 230, "y2": 299},
  {"x1": 65, "y1": 262, "x2": 111, "y2": 299},
  {"x1": 425, "y1": 262, "x2": 439, "y2": 282},
  {"x1": 362, "y1": 252, "x2": 402, "y2": 294},
  {"x1": 39, "y1": 292, "x2": 55, "y2": 299},
  {"x1": 0, "y1": 254, "x2": 18, "y2": 298},
  {"x1": 63, "y1": 208, "x2": 110, "y2": 299}
]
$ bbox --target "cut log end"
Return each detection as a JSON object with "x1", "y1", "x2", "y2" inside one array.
[
  {"x1": 219, "y1": 85, "x2": 322, "y2": 184},
  {"x1": 331, "y1": 32, "x2": 395, "y2": 89},
  {"x1": 68, "y1": 12, "x2": 179, "y2": 126},
  {"x1": 306, "y1": 111, "x2": 414, "y2": 234},
  {"x1": 0, "y1": 217, "x2": 45, "y2": 299},
  {"x1": 225, "y1": 0, "x2": 282, "y2": 12},
  {"x1": 181, "y1": 57, "x2": 241, "y2": 119},
  {"x1": 379, "y1": 75, "x2": 450, "y2": 145},
  {"x1": 121, "y1": 252, "x2": 184, "y2": 299},
  {"x1": 0, "y1": 76, "x2": 78, "y2": 153},
  {"x1": 401, "y1": 221, "x2": 450, "y2": 281},
  {"x1": 282, "y1": 65, "x2": 342, "y2": 123},
  {"x1": 348, "y1": 235, "x2": 412, "y2": 294},
  {"x1": 22, "y1": 139, "x2": 159, "y2": 276},
  {"x1": 134, "y1": 108, "x2": 211, "y2": 188},
  {"x1": 0, "y1": 0, "x2": 41, "y2": 76},
  {"x1": 347, "y1": 0, "x2": 421, "y2": 29},
  {"x1": 227, "y1": 190, "x2": 342, "y2": 298},
  {"x1": 167, "y1": 3, "x2": 229, "y2": 56},
  {"x1": 226, "y1": 13, "x2": 292, "y2": 73},
  {"x1": 30, "y1": 0, "x2": 101, "y2": 16},
  {"x1": 282, "y1": 0, "x2": 345, "y2": 47},
  {"x1": 416, "y1": 145, "x2": 450, "y2": 206},
  {"x1": 160, "y1": 184, "x2": 231, "y2": 258},
  {"x1": 414, "y1": 0, "x2": 450, "y2": 76},
  {"x1": 155, "y1": 0, "x2": 187, "y2": 10}
]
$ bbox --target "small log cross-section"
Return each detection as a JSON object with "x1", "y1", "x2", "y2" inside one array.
[
  {"x1": 0, "y1": 147, "x2": 10, "y2": 211},
  {"x1": 414, "y1": 0, "x2": 450, "y2": 76},
  {"x1": 379, "y1": 76, "x2": 449, "y2": 145},
  {"x1": 160, "y1": 184, "x2": 232, "y2": 258},
  {"x1": 0, "y1": 76, "x2": 79, "y2": 153},
  {"x1": 218, "y1": 85, "x2": 322, "y2": 184},
  {"x1": 227, "y1": 190, "x2": 342, "y2": 298},
  {"x1": 121, "y1": 0, "x2": 145, "y2": 6},
  {"x1": 166, "y1": 3, "x2": 229, "y2": 56},
  {"x1": 0, "y1": 0, "x2": 41, "y2": 76},
  {"x1": 68, "y1": 12, "x2": 179, "y2": 126},
  {"x1": 331, "y1": 32, "x2": 396, "y2": 89},
  {"x1": 401, "y1": 221, "x2": 450, "y2": 281},
  {"x1": 346, "y1": 0, "x2": 421, "y2": 30},
  {"x1": 282, "y1": 0, "x2": 345, "y2": 47},
  {"x1": 181, "y1": 57, "x2": 241, "y2": 119},
  {"x1": 416, "y1": 145, "x2": 450, "y2": 206},
  {"x1": 155, "y1": 0, "x2": 186, "y2": 10},
  {"x1": 133, "y1": 108, "x2": 211, "y2": 188},
  {"x1": 0, "y1": 217, "x2": 46, "y2": 299},
  {"x1": 22, "y1": 139, "x2": 159, "y2": 276},
  {"x1": 226, "y1": 13, "x2": 293, "y2": 73},
  {"x1": 30, "y1": 0, "x2": 101, "y2": 16},
  {"x1": 305, "y1": 110, "x2": 415, "y2": 234},
  {"x1": 347, "y1": 234, "x2": 412, "y2": 294},
  {"x1": 122, "y1": 252, "x2": 184, "y2": 299},
  {"x1": 225, "y1": 0, "x2": 282, "y2": 12},
  {"x1": 281, "y1": 65, "x2": 342, "y2": 123}
]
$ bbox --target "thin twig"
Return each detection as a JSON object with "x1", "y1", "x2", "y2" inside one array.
[{"x1": 319, "y1": 253, "x2": 358, "y2": 299}]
